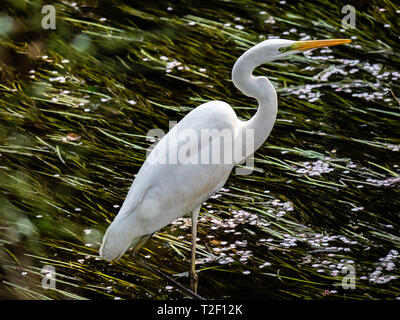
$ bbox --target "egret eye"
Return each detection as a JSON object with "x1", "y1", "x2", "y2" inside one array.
[{"x1": 279, "y1": 47, "x2": 286, "y2": 53}]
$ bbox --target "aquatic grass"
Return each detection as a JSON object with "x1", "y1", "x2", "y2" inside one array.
[{"x1": 0, "y1": 0, "x2": 399, "y2": 300}]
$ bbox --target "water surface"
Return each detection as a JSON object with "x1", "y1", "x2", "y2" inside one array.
[{"x1": 0, "y1": 0, "x2": 399, "y2": 300}]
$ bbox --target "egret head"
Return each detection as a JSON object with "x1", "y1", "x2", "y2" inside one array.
[
  {"x1": 280, "y1": 38, "x2": 351, "y2": 56},
  {"x1": 259, "y1": 38, "x2": 351, "y2": 59},
  {"x1": 232, "y1": 38, "x2": 351, "y2": 97}
]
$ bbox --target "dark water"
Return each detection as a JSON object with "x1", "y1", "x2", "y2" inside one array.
[{"x1": 0, "y1": 0, "x2": 399, "y2": 300}]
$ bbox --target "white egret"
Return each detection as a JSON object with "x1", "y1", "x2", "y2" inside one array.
[{"x1": 99, "y1": 38, "x2": 351, "y2": 293}]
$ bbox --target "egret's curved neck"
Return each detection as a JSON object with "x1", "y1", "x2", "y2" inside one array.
[{"x1": 232, "y1": 48, "x2": 278, "y2": 157}]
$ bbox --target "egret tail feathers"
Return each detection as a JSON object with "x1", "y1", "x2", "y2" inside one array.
[
  {"x1": 99, "y1": 219, "x2": 146, "y2": 261},
  {"x1": 130, "y1": 234, "x2": 152, "y2": 256}
]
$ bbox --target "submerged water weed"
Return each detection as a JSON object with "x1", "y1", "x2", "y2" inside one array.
[{"x1": 0, "y1": 0, "x2": 399, "y2": 300}]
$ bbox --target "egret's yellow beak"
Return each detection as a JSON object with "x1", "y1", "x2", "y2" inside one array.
[{"x1": 290, "y1": 39, "x2": 351, "y2": 51}]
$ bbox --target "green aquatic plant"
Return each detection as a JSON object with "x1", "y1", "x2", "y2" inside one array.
[{"x1": 0, "y1": 0, "x2": 399, "y2": 300}]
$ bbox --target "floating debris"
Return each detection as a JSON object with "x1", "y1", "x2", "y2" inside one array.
[
  {"x1": 366, "y1": 177, "x2": 400, "y2": 187},
  {"x1": 1, "y1": 0, "x2": 399, "y2": 302},
  {"x1": 369, "y1": 250, "x2": 399, "y2": 284},
  {"x1": 296, "y1": 160, "x2": 334, "y2": 176},
  {"x1": 64, "y1": 133, "x2": 81, "y2": 142}
]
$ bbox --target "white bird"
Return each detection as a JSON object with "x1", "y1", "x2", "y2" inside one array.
[{"x1": 99, "y1": 38, "x2": 350, "y2": 293}]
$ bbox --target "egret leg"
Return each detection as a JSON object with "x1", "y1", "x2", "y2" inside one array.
[
  {"x1": 189, "y1": 206, "x2": 200, "y2": 293},
  {"x1": 131, "y1": 233, "x2": 205, "y2": 299}
]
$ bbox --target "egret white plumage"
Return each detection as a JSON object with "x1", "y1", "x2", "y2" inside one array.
[{"x1": 99, "y1": 38, "x2": 350, "y2": 293}]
